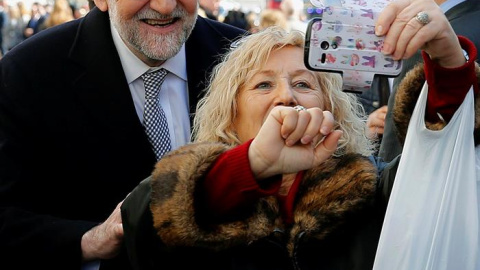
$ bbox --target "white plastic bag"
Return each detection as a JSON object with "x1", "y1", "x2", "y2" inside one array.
[{"x1": 373, "y1": 84, "x2": 480, "y2": 270}]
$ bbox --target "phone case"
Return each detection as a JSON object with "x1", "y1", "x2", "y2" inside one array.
[{"x1": 304, "y1": 6, "x2": 402, "y2": 92}]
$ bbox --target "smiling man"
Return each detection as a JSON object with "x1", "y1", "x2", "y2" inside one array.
[{"x1": 0, "y1": 0, "x2": 245, "y2": 269}]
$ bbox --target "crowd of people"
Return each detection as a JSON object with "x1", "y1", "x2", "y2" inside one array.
[
  {"x1": 196, "y1": 0, "x2": 308, "y2": 33},
  {"x1": 0, "y1": 0, "x2": 89, "y2": 56},
  {"x1": 0, "y1": 0, "x2": 479, "y2": 269},
  {"x1": 0, "y1": 0, "x2": 308, "y2": 57}
]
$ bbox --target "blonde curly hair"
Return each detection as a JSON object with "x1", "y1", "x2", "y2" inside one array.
[{"x1": 193, "y1": 26, "x2": 373, "y2": 157}]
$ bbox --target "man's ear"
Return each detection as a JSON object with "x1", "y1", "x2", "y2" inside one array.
[{"x1": 93, "y1": 0, "x2": 108, "y2": 11}]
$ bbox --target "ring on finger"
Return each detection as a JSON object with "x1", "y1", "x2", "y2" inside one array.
[
  {"x1": 293, "y1": 105, "x2": 307, "y2": 112},
  {"x1": 415, "y1": 11, "x2": 430, "y2": 26}
]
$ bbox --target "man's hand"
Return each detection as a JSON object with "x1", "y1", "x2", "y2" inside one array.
[{"x1": 81, "y1": 201, "x2": 124, "y2": 262}]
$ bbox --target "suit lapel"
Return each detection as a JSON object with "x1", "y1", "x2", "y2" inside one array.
[
  {"x1": 185, "y1": 17, "x2": 242, "y2": 115},
  {"x1": 67, "y1": 8, "x2": 154, "y2": 158},
  {"x1": 185, "y1": 17, "x2": 215, "y2": 115}
]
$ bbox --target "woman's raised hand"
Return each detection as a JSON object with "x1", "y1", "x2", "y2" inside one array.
[
  {"x1": 248, "y1": 105, "x2": 342, "y2": 179},
  {"x1": 376, "y1": 0, "x2": 465, "y2": 68}
]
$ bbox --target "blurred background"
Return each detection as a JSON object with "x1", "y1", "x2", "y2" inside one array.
[{"x1": 0, "y1": 0, "x2": 324, "y2": 57}]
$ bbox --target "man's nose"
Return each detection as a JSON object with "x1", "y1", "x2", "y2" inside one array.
[{"x1": 149, "y1": 0, "x2": 177, "y2": 14}]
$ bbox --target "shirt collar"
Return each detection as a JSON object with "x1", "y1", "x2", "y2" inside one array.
[{"x1": 110, "y1": 22, "x2": 187, "y2": 83}]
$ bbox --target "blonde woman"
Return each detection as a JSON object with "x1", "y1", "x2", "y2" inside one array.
[
  {"x1": 121, "y1": 0, "x2": 479, "y2": 268},
  {"x1": 38, "y1": 0, "x2": 73, "y2": 31}
]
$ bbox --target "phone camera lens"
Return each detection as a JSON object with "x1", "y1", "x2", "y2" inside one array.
[
  {"x1": 332, "y1": 44, "x2": 338, "y2": 49},
  {"x1": 320, "y1": 41, "x2": 329, "y2": 50}
]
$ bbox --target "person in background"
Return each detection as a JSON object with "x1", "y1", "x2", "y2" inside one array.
[
  {"x1": 0, "y1": 0, "x2": 245, "y2": 269},
  {"x1": 23, "y1": 2, "x2": 45, "y2": 38},
  {"x1": 37, "y1": 0, "x2": 74, "y2": 31},
  {"x1": 17, "y1": 1, "x2": 30, "y2": 23},
  {"x1": 88, "y1": 0, "x2": 96, "y2": 10},
  {"x1": 223, "y1": 9, "x2": 249, "y2": 30},
  {"x1": 280, "y1": 0, "x2": 307, "y2": 32},
  {"x1": 120, "y1": 0, "x2": 479, "y2": 268},
  {"x1": 0, "y1": 0, "x2": 7, "y2": 56},
  {"x1": 360, "y1": 77, "x2": 391, "y2": 154},
  {"x1": 378, "y1": 0, "x2": 480, "y2": 162},
  {"x1": 258, "y1": 8, "x2": 288, "y2": 31},
  {"x1": 2, "y1": 3, "x2": 26, "y2": 53},
  {"x1": 70, "y1": 2, "x2": 90, "y2": 19},
  {"x1": 198, "y1": 0, "x2": 220, "y2": 20},
  {"x1": 245, "y1": 10, "x2": 259, "y2": 32}
]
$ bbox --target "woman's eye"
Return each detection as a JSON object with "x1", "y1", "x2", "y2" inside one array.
[
  {"x1": 294, "y1": 81, "x2": 311, "y2": 89},
  {"x1": 255, "y1": 82, "x2": 272, "y2": 89}
]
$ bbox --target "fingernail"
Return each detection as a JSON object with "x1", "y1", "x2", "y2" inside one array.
[
  {"x1": 301, "y1": 135, "x2": 312, "y2": 144},
  {"x1": 375, "y1": 25, "x2": 383, "y2": 36},
  {"x1": 320, "y1": 126, "x2": 329, "y2": 135},
  {"x1": 382, "y1": 43, "x2": 391, "y2": 54}
]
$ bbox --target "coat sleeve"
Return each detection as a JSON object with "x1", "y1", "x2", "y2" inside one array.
[
  {"x1": 393, "y1": 37, "x2": 480, "y2": 145},
  {"x1": 121, "y1": 176, "x2": 161, "y2": 270}
]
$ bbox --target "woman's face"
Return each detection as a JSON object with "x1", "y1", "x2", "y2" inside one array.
[{"x1": 233, "y1": 46, "x2": 325, "y2": 143}]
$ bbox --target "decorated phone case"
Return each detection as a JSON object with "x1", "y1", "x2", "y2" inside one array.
[{"x1": 304, "y1": 4, "x2": 402, "y2": 93}]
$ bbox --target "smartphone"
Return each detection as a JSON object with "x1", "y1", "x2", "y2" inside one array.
[{"x1": 304, "y1": 6, "x2": 402, "y2": 93}]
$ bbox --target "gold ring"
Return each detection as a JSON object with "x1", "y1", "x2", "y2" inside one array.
[{"x1": 415, "y1": 11, "x2": 430, "y2": 26}]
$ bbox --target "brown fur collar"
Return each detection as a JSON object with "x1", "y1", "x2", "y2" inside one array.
[
  {"x1": 394, "y1": 62, "x2": 480, "y2": 145},
  {"x1": 150, "y1": 142, "x2": 279, "y2": 250},
  {"x1": 149, "y1": 143, "x2": 378, "y2": 255},
  {"x1": 288, "y1": 154, "x2": 377, "y2": 252}
]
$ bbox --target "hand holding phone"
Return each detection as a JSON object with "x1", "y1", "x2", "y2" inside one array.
[{"x1": 304, "y1": 5, "x2": 403, "y2": 93}]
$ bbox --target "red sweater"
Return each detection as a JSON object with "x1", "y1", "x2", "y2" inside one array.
[{"x1": 203, "y1": 36, "x2": 478, "y2": 224}]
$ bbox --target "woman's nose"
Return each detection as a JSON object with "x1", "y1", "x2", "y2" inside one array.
[{"x1": 274, "y1": 85, "x2": 298, "y2": 107}]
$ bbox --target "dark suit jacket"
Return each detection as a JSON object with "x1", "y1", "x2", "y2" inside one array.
[
  {"x1": 0, "y1": 7, "x2": 245, "y2": 270},
  {"x1": 378, "y1": 0, "x2": 480, "y2": 162},
  {"x1": 358, "y1": 75, "x2": 391, "y2": 116}
]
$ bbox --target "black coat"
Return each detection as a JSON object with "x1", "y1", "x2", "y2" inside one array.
[{"x1": 0, "y1": 7, "x2": 245, "y2": 270}]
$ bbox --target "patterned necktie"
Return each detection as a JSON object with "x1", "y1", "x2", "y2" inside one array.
[{"x1": 142, "y1": 68, "x2": 171, "y2": 160}]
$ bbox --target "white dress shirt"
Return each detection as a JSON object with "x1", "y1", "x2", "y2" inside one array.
[{"x1": 111, "y1": 22, "x2": 191, "y2": 151}]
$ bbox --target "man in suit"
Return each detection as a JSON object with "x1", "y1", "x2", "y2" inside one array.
[
  {"x1": 378, "y1": 0, "x2": 480, "y2": 162},
  {"x1": 0, "y1": 0, "x2": 245, "y2": 268}
]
